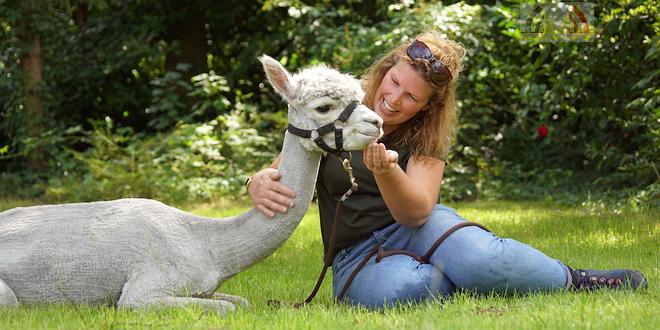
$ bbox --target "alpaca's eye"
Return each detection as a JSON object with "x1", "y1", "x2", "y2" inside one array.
[{"x1": 316, "y1": 105, "x2": 331, "y2": 113}]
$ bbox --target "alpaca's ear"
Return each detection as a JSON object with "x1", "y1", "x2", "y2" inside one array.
[{"x1": 260, "y1": 55, "x2": 294, "y2": 100}]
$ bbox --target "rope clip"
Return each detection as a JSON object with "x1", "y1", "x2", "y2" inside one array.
[{"x1": 340, "y1": 153, "x2": 358, "y2": 202}]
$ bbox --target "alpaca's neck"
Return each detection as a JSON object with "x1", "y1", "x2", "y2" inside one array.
[{"x1": 191, "y1": 132, "x2": 321, "y2": 280}]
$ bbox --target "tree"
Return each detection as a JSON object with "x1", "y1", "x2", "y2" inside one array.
[{"x1": 18, "y1": 0, "x2": 46, "y2": 171}]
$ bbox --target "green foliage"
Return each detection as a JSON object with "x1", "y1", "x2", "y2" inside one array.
[
  {"x1": 474, "y1": 1, "x2": 659, "y2": 206},
  {"x1": 0, "y1": 0, "x2": 657, "y2": 207},
  {"x1": 429, "y1": 1, "x2": 658, "y2": 204},
  {"x1": 147, "y1": 63, "x2": 194, "y2": 130},
  {"x1": 44, "y1": 108, "x2": 280, "y2": 204}
]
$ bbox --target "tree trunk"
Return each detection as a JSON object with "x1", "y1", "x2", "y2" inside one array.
[
  {"x1": 75, "y1": 3, "x2": 89, "y2": 30},
  {"x1": 163, "y1": 5, "x2": 208, "y2": 113},
  {"x1": 20, "y1": 0, "x2": 46, "y2": 172},
  {"x1": 165, "y1": 7, "x2": 208, "y2": 80}
]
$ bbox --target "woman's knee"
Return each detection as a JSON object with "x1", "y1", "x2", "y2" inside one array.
[
  {"x1": 409, "y1": 207, "x2": 493, "y2": 262},
  {"x1": 335, "y1": 255, "x2": 455, "y2": 309},
  {"x1": 442, "y1": 234, "x2": 554, "y2": 292}
]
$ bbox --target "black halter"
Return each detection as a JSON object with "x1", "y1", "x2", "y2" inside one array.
[{"x1": 286, "y1": 101, "x2": 359, "y2": 156}]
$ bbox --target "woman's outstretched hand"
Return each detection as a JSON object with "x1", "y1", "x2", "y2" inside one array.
[
  {"x1": 248, "y1": 168, "x2": 296, "y2": 218},
  {"x1": 363, "y1": 143, "x2": 399, "y2": 176}
]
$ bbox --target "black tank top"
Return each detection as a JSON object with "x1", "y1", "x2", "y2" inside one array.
[{"x1": 316, "y1": 135, "x2": 411, "y2": 259}]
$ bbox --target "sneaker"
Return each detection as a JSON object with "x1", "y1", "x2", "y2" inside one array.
[{"x1": 568, "y1": 267, "x2": 647, "y2": 291}]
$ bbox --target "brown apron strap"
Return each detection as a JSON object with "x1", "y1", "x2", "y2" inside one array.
[
  {"x1": 335, "y1": 221, "x2": 490, "y2": 301},
  {"x1": 419, "y1": 221, "x2": 490, "y2": 263}
]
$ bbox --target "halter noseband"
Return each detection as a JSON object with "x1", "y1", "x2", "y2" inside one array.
[{"x1": 286, "y1": 101, "x2": 359, "y2": 156}]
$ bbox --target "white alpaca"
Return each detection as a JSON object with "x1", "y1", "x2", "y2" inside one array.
[{"x1": 0, "y1": 55, "x2": 383, "y2": 314}]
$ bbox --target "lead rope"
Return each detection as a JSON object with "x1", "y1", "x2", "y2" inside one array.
[{"x1": 299, "y1": 153, "x2": 358, "y2": 306}]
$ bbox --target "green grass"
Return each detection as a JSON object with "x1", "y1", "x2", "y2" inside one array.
[{"x1": 0, "y1": 199, "x2": 658, "y2": 329}]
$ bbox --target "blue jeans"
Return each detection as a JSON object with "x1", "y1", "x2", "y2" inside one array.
[{"x1": 331, "y1": 204, "x2": 571, "y2": 309}]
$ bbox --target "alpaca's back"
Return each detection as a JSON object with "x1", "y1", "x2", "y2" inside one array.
[{"x1": 0, "y1": 198, "x2": 203, "y2": 304}]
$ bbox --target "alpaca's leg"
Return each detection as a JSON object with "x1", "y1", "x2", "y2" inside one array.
[
  {"x1": 0, "y1": 277, "x2": 19, "y2": 307},
  {"x1": 119, "y1": 296, "x2": 239, "y2": 316},
  {"x1": 211, "y1": 292, "x2": 250, "y2": 308},
  {"x1": 117, "y1": 277, "x2": 243, "y2": 316}
]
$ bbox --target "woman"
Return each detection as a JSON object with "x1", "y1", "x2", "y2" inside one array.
[{"x1": 248, "y1": 32, "x2": 646, "y2": 309}]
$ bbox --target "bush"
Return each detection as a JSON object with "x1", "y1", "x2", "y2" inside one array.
[
  {"x1": 1, "y1": 1, "x2": 657, "y2": 208},
  {"x1": 43, "y1": 107, "x2": 281, "y2": 204}
]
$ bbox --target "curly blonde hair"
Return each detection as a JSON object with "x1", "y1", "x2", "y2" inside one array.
[{"x1": 361, "y1": 32, "x2": 466, "y2": 161}]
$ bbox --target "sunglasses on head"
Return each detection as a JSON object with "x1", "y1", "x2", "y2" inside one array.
[{"x1": 406, "y1": 40, "x2": 453, "y2": 86}]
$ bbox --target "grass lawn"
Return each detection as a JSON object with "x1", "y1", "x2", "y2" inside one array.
[{"x1": 0, "y1": 199, "x2": 658, "y2": 329}]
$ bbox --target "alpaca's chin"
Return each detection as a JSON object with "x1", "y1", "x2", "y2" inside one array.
[
  {"x1": 343, "y1": 133, "x2": 382, "y2": 151},
  {"x1": 299, "y1": 137, "x2": 377, "y2": 154}
]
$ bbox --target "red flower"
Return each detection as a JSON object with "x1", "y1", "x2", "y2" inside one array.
[{"x1": 538, "y1": 124, "x2": 549, "y2": 139}]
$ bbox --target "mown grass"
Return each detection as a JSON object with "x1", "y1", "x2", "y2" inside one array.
[{"x1": 0, "y1": 199, "x2": 658, "y2": 329}]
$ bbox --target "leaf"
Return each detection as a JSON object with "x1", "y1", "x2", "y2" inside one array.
[{"x1": 632, "y1": 70, "x2": 658, "y2": 90}]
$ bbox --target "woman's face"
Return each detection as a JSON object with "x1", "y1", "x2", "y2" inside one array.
[{"x1": 372, "y1": 60, "x2": 434, "y2": 134}]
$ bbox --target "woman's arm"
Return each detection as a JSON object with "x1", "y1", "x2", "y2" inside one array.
[
  {"x1": 363, "y1": 143, "x2": 444, "y2": 227},
  {"x1": 247, "y1": 153, "x2": 297, "y2": 218}
]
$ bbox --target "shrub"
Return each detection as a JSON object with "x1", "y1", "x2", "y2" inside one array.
[{"x1": 44, "y1": 107, "x2": 281, "y2": 204}]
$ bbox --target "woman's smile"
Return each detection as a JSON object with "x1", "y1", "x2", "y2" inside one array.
[{"x1": 382, "y1": 99, "x2": 399, "y2": 113}]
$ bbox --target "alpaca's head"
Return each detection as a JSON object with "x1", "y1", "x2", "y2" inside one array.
[{"x1": 260, "y1": 55, "x2": 383, "y2": 153}]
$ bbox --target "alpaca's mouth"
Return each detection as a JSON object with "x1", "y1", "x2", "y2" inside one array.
[{"x1": 355, "y1": 127, "x2": 383, "y2": 141}]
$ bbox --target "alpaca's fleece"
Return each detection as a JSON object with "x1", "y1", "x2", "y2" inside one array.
[{"x1": 291, "y1": 65, "x2": 365, "y2": 107}]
